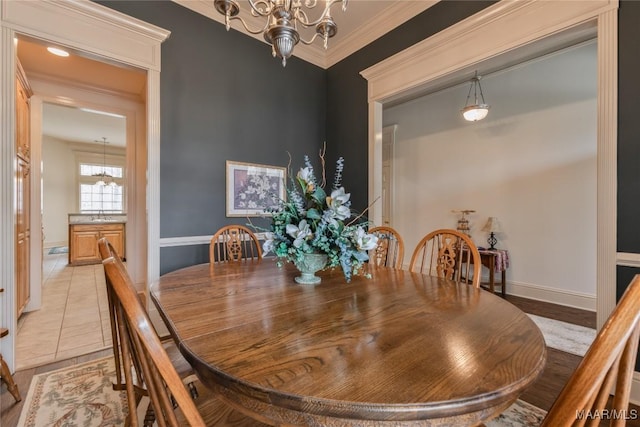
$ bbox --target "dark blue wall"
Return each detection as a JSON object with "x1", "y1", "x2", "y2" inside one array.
[{"x1": 98, "y1": 1, "x2": 327, "y2": 273}]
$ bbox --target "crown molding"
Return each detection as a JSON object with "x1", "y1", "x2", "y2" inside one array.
[
  {"x1": 325, "y1": 1, "x2": 438, "y2": 68},
  {"x1": 172, "y1": 0, "x2": 435, "y2": 69}
]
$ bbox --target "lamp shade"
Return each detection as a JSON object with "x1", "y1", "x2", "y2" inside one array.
[
  {"x1": 482, "y1": 217, "x2": 502, "y2": 233},
  {"x1": 461, "y1": 72, "x2": 490, "y2": 121},
  {"x1": 462, "y1": 104, "x2": 490, "y2": 121}
]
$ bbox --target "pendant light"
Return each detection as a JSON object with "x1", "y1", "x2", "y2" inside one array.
[
  {"x1": 93, "y1": 137, "x2": 116, "y2": 187},
  {"x1": 461, "y1": 71, "x2": 490, "y2": 122}
]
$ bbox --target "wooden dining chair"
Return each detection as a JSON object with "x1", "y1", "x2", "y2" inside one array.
[
  {"x1": 101, "y1": 250, "x2": 269, "y2": 427},
  {"x1": 369, "y1": 226, "x2": 405, "y2": 269},
  {"x1": 538, "y1": 274, "x2": 640, "y2": 426},
  {"x1": 409, "y1": 228, "x2": 481, "y2": 288},
  {"x1": 209, "y1": 225, "x2": 262, "y2": 267},
  {"x1": 0, "y1": 288, "x2": 21, "y2": 403},
  {"x1": 98, "y1": 238, "x2": 197, "y2": 426}
]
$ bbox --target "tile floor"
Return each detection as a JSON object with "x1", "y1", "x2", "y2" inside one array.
[{"x1": 15, "y1": 250, "x2": 112, "y2": 369}]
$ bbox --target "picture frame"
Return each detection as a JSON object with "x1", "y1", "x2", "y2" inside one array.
[{"x1": 226, "y1": 160, "x2": 286, "y2": 217}]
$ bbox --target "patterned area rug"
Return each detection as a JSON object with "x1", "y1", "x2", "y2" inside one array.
[
  {"x1": 17, "y1": 357, "x2": 127, "y2": 427},
  {"x1": 487, "y1": 399, "x2": 547, "y2": 426}
]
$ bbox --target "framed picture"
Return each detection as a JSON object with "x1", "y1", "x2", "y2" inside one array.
[{"x1": 226, "y1": 160, "x2": 286, "y2": 217}]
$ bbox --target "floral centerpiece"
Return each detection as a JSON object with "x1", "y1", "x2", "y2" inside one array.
[{"x1": 262, "y1": 152, "x2": 378, "y2": 282}]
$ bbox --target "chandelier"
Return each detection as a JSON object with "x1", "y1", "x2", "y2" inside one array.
[
  {"x1": 93, "y1": 137, "x2": 116, "y2": 187},
  {"x1": 461, "y1": 71, "x2": 490, "y2": 122},
  {"x1": 214, "y1": 0, "x2": 348, "y2": 67}
]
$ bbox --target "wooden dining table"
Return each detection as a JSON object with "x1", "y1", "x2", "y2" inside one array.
[{"x1": 150, "y1": 260, "x2": 547, "y2": 426}]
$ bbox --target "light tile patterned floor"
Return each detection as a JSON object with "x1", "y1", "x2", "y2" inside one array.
[{"x1": 15, "y1": 251, "x2": 112, "y2": 369}]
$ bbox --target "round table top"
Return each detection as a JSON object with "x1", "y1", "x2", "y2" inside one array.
[{"x1": 151, "y1": 260, "x2": 546, "y2": 426}]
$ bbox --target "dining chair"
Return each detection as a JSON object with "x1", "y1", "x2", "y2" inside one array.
[
  {"x1": 538, "y1": 274, "x2": 640, "y2": 426},
  {"x1": 369, "y1": 226, "x2": 405, "y2": 269},
  {"x1": 98, "y1": 238, "x2": 198, "y2": 426},
  {"x1": 0, "y1": 288, "x2": 21, "y2": 403},
  {"x1": 209, "y1": 225, "x2": 262, "y2": 266},
  {"x1": 101, "y1": 249, "x2": 269, "y2": 426},
  {"x1": 409, "y1": 228, "x2": 481, "y2": 288}
]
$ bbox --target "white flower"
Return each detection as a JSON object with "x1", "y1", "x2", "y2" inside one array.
[
  {"x1": 286, "y1": 220, "x2": 312, "y2": 248},
  {"x1": 326, "y1": 187, "x2": 351, "y2": 220},
  {"x1": 355, "y1": 227, "x2": 378, "y2": 251},
  {"x1": 297, "y1": 167, "x2": 315, "y2": 193},
  {"x1": 262, "y1": 232, "x2": 275, "y2": 254}
]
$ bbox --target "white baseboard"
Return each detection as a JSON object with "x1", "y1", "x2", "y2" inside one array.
[{"x1": 506, "y1": 280, "x2": 596, "y2": 312}]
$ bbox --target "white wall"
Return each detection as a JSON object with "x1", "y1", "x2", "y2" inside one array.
[
  {"x1": 42, "y1": 136, "x2": 76, "y2": 247},
  {"x1": 383, "y1": 42, "x2": 597, "y2": 308}
]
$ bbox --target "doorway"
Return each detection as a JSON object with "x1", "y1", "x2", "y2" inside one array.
[
  {"x1": 362, "y1": 1, "x2": 617, "y2": 330},
  {"x1": 14, "y1": 37, "x2": 140, "y2": 368}
]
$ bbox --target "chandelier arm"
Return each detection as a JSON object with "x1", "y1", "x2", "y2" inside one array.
[
  {"x1": 246, "y1": 0, "x2": 272, "y2": 17},
  {"x1": 294, "y1": 0, "x2": 345, "y2": 27},
  {"x1": 228, "y1": 15, "x2": 270, "y2": 35},
  {"x1": 298, "y1": 33, "x2": 321, "y2": 45}
]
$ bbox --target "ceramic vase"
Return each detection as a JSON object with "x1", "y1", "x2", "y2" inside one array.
[{"x1": 294, "y1": 253, "x2": 328, "y2": 285}]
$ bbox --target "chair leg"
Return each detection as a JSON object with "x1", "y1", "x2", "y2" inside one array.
[{"x1": 0, "y1": 353, "x2": 22, "y2": 402}]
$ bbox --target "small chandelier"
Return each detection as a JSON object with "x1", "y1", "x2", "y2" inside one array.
[
  {"x1": 93, "y1": 137, "x2": 116, "y2": 187},
  {"x1": 461, "y1": 71, "x2": 490, "y2": 122},
  {"x1": 214, "y1": 0, "x2": 348, "y2": 67}
]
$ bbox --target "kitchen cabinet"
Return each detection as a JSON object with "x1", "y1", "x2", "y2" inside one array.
[
  {"x1": 16, "y1": 61, "x2": 32, "y2": 317},
  {"x1": 69, "y1": 223, "x2": 125, "y2": 266}
]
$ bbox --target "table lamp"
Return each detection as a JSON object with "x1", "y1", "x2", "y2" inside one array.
[{"x1": 482, "y1": 217, "x2": 502, "y2": 250}]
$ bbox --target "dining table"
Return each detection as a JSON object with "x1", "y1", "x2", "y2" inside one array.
[{"x1": 150, "y1": 260, "x2": 547, "y2": 426}]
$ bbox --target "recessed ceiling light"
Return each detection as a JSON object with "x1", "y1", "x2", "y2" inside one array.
[{"x1": 46, "y1": 47, "x2": 69, "y2": 57}]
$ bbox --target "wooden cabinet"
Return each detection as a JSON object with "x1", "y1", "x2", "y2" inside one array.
[
  {"x1": 16, "y1": 68, "x2": 30, "y2": 161},
  {"x1": 16, "y1": 61, "x2": 32, "y2": 317},
  {"x1": 69, "y1": 223, "x2": 125, "y2": 266}
]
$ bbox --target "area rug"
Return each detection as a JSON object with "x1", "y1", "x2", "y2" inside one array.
[
  {"x1": 16, "y1": 359, "x2": 548, "y2": 427},
  {"x1": 48, "y1": 246, "x2": 68, "y2": 254},
  {"x1": 486, "y1": 399, "x2": 547, "y2": 426},
  {"x1": 17, "y1": 356, "x2": 127, "y2": 427},
  {"x1": 527, "y1": 313, "x2": 596, "y2": 357}
]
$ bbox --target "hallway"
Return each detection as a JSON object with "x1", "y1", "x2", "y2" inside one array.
[{"x1": 15, "y1": 250, "x2": 112, "y2": 369}]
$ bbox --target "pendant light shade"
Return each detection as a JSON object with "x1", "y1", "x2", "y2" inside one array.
[{"x1": 462, "y1": 71, "x2": 490, "y2": 122}]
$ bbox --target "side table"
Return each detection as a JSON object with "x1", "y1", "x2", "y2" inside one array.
[{"x1": 477, "y1": 249, "x2": 509, "y2": 297}]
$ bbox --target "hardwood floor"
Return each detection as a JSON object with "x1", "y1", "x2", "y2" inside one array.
[
  {"x1": 505, "y1": 294, "x2": 640, "y2": 427},
  {"x1": 1, "y1": 294, "x2": 638, "y2": 426}
]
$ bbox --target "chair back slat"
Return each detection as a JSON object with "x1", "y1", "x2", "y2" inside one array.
[
  {"x1": 409, "y1": 229, "x2": 481, "y2": 288},
  {"x1": 100, "y1": 239, "x2": 206, "y2": 427},
  {"x1": 369, "y1": 226, "x2": 405, "y2": 269},
  {"x1": 209, "y1": 225, "x2": 262, "y2": 267},
  {"x1": 541, "y1": 274, "x2": 640, "y2": 426}
]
